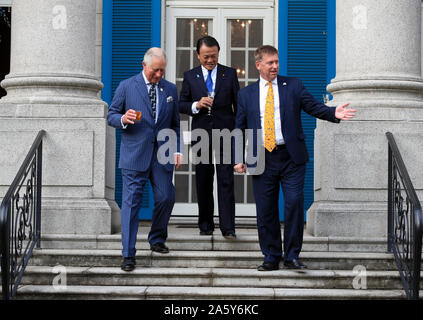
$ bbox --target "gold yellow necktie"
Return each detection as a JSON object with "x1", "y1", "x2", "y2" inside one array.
[{"x1": 264, "y1": 81, "x2": 276, "y2": 152}]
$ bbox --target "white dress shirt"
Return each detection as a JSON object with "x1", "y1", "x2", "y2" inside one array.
[
  {"x1": 259, "y1": 76, "x2": 285, "y2": 145},
  {"x1": 191, "y1": 65, "x2": 217, "y2": 114}
]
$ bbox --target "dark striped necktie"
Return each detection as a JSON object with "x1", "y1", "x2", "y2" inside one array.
[{"x1": 149, "y1": 83, "x2": 157, "y2": 121}]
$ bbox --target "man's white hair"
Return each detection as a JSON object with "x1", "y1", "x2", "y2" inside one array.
[{"x1": 143, "y1": 47, "x2": 167, "y2": 66}]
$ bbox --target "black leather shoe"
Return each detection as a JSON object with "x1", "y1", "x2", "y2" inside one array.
[
  {"x1": 284, "y1": 259, "x2": 307, "y2": 269},
  {"x1": 150, "y1": 242, "x2": 169, "y2": 254},
  {"x1": 121, "y1": 257, "x2": 136, "y2": 272},
  {"x1": 222, "y1": 231, "x2": 236, "y2": 239},
  {"x1": 200, "y1": 230, "x2": 213, "y2": 236},
  {"x1": 257, "y1": 261, "x2": 279, "y2": 271}
]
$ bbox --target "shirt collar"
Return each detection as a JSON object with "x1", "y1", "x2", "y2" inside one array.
[
  {"x1": 201, "y1": 65, "x2": 217, "y2": 77},
  {"x1": 260, "y1": 76, "x2": 278, "y2": 88}
]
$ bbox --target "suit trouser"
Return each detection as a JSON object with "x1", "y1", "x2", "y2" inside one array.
[
  {"x1": 195, "y1": 138, "x2": 235, "y2": 233},
  {"x1": 252, "y1": 146, "x2": 306, "y2": 263},
  {"x1": 120, "y1": 159, "x2": 175, "y2": 258},
  {"x1": 196, "y1": 162, "x2": 235, "y2": 233}
]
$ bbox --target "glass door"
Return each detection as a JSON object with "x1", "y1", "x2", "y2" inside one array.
[{"x1": 166, "y1": 6, "x2": 274, "y2": 217}]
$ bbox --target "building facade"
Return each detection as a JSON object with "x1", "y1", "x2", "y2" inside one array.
[
  {"x1": 104, "y1": 0, "x2": 335, "y2": 222},
  {"x1": 1, "y1": 0, "x2": 422, "y2": 237}
]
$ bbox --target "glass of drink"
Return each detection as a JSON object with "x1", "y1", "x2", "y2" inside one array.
[
  {"x1": 207, "y1": 91, "x2": 215, "y2": 116},
  {"x1": 135, "y1": 111, "x2": 142, "y2": 123}
]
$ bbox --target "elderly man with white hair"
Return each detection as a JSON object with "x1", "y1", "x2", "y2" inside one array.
[{"x1": 107, "y1": 47, "x2": 182, "y2": 271}]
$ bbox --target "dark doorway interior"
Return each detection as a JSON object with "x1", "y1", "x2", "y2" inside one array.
[{"x1": 0, "y1": 7, "x2": 11, "y2": 98}]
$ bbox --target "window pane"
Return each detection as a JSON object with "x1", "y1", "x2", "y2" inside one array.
[
  {"x1": 248, "y1": 20, "x2": 263, "y2": 47},
  {"x1": 248, "y1": 50, "x2": 259, "y2": 79},
  {"x1": 176, "y1": 50, "x2": 190, "y2": 78},
  {"x1": 229, "y1": 19, "x2": 246, "y2": 47},
  {"x1": 193, "y1": 19, "x2": 211, "y2": 44},
  {"x1": 179, "y1": 113, "x2": 189, "y2": 122},
  {"x1": 192, "y1": 49, "x2": 200, "y2": 68},
  {"x1": 176, "y1": 80, "x2": 183, "y2": 94},
  {"x1": 231, "y1": 51, "x2": 245, "y2": 80},
  {"x1": 175, "y1": 175, "x2": 189, "y2": 202},
  {"x1": 177, "y1": 19, "x2": 191, "y2": 47}
]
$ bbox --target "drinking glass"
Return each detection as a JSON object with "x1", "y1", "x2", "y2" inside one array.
[{"x1": 207, "y1": 91, "x2": 215, "y2": 116}]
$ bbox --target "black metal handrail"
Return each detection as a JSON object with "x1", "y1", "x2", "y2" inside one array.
[
  {"x1": 386, "y1": 132, "x2": 423, "y2": 300},
  {"x1": 1, "y1": 130, "x2": 45, "y2": 300}
]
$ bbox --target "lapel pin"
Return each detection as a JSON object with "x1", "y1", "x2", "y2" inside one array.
[
  {"x1": 196, "y1": 74, "x2": 200, "y2": 78},
  {"x1": 283, "y1": 82, "x2": 287, "y2": 86},
  {"x1": 160, "y1": 88, "x2": 163, "y2": 92}
]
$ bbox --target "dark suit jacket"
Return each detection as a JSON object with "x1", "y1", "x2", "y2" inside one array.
[
  {"x1": 235, "y1": 75, "x2": 339, "y2": 166},
  {"x1": 107, "y1": 72, "x2": 181, "y2": 172},
  {"x1": 179, "y1": 64, "x2": 239, "y2": 132}
]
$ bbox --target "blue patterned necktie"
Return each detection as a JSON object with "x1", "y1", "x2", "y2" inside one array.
[
  {"x1": 149, "y1": 83, "x2": 157, "y2": 121},
  {"x1": 206, "y1": 70, "x2": 213, "y2": 92}
]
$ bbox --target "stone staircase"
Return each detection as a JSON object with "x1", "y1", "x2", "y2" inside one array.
[{"x1": 14, "y1": 219, "x2": 413, "y2": 300}]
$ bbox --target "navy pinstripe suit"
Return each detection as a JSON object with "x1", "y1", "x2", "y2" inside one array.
[{"x1": 108, "y1": 72, "x2": 181, "y2": 258}]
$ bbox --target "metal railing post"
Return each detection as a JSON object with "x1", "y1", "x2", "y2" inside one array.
[
  {"x1": 36, "y1": 141, "x2": 43, "y2": 249},
  {"x1": 387, "y1": 143, "x2": 393, "y2": 253},
  {"x1": 0, "y1": 130, "x2": 45, "y2": 300},
  {"x1": 1, "y1": 205, "x2": 10, "y2": 300},
  {"x1": 385, "y1": 131, "x2": 422, "y2": 300}
]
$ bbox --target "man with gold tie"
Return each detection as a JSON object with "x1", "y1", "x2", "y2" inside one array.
[{"x1": 234, "y1": 45, "x2": 356, "y2": 271}]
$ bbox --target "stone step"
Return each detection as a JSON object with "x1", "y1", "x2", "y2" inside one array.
[
  {"x1": 15, "y1": 285, "x2": 407, "y2": 300},
  {"x1": 29, "y1": 249, "x2": 397, "y2": 270},
  {"x1": 20, "y1": 266, "x2": 408, "y2": 290},
  {"x1": 40, "y1": 233, "x2": 388, "y2": 253}
]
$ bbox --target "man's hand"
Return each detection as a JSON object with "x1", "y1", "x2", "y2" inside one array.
[
  {"x1": 234, "y1": 163, "x2": 247, "y2": 174},
  {"x1": 122, "y1": 109, "x2": 137, "y2": 125},
  {"x1": 196, "y1": 97, "x2": 214, "y2": 109},
  {"x1": 174, "y1": 154, "x2": 183, "y2": 170},
  {"x1": 335, "y1": 103, "x2": 356, "y2": 121}
]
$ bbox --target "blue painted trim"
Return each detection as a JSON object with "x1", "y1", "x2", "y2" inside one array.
[
  {"x1": 327, "y1": 0, "x2": 336, "y2": 91},
  {"x1": 277, "y1": 0, "x2": 288, "y2": 221},
  {"x1": 278, "y1": 0, "x2": 288, "y2": 76},
  {"x1": 151, "y1": 0, "x2": 161, "y2": 48},
  {"x1": 101, "y1": 0, "x2": 113, "y2": 105}
]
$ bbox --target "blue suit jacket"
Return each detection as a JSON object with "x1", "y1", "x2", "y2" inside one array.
[
  {"x1": 107, "y1": 72, "x2": 181, "y2": 172},
  {"x1": 179, "y1": 64, "x2": 239, "y2": 132},
  {"x1": 235, "y1": 75, "x2": 339, "y2": 166}
]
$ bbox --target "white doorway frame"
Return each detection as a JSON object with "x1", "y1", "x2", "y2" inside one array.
[{"x1": 165, "y1": 2, "x2": 275, "y2": 217}]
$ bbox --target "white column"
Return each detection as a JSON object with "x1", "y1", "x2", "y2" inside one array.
[
  {"x1": 307, "y1": 0, "x2": 423, "y2": 237},
  {"x1": 0, "y1": 0, "x2": 119, "y2": 235}
]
